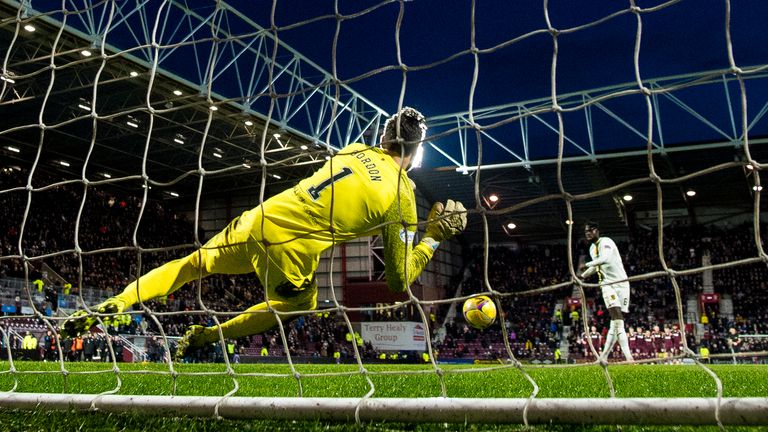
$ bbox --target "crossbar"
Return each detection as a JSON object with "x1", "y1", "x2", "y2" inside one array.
[{"x1": 0, "y1": 394, "x2": 766, "y2": 425}]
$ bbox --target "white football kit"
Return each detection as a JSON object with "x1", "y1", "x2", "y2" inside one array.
[{"x1": 581, "y1": 237, "x2": 630, "y2": 313}]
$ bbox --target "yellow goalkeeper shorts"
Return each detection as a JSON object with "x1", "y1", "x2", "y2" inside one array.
[{"x1": 198, "y1": 209, "x2": 317, "y2": 308}]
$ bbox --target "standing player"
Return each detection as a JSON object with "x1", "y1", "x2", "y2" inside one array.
[
  {"x1": 651, "y1": 324, "x2": 664, "y2": 359},
  {"x1": 634, "y1": 326, "x2": 645, "y2": 359},
  {"x1": 589, "y1": 325, "x2": 602, "y2": 359},
  {"x1": 670, "y1": 324, "x2": 682, "y2": 356},
  {"x1": 642, "y1": 329, "x2": 654, "y2": 359},
  {"x1": 628, "y1": 326, "x2": 638, "y2": 357},
  {"x1": 662, "y1": 326, "x2": 674, "y2": 361},
  {"x1": 579, "y1": 221, "x2": 634, "y2": 363},
  {"x1": 61, "y1": 107, "x2": 468, "y2": 358}
]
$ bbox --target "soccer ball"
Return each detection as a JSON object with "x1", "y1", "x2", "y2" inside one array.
[{"x1": 462, "y1": 295, "x2": 497, "y2": 329}]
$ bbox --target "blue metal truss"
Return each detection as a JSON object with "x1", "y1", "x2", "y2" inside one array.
[
  {"x1": 2, "y1": 0, "x2": 388, "y2": 152},
  {"x1": 427, "y1": 66, "x2": 768, "y2": 172},
  {"x1": 4, "y1": 0, "x2": 767, "y2": 174}
]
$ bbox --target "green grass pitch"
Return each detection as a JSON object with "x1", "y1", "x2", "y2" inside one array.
[{"x1": 0, "y1": 361, "x2": 766, "y2": 431}]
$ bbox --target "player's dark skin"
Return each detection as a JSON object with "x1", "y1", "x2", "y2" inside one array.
[{"x1": 583, "y1": 225, "x2": 623, "y2": 321}]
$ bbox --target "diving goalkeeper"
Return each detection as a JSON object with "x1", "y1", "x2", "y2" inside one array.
[{"x1": 61, "y1": 107, "x2": 467, "y2": 359}]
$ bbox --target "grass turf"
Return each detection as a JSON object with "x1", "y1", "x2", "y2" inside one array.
[{"x1": 0, "y1": 361, "x2": 766, "y2": 431}]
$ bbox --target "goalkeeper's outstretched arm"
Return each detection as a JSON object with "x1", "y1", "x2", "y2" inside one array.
[{"x1": 381, "y1": 198, "x2": 467, "y2": 293}]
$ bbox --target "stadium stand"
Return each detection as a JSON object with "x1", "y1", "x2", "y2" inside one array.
[{"x1": 2, "y1": 170, "x2": 766, "y2": 363}]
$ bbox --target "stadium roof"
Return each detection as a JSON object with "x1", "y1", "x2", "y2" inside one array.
[{"x1": 1, "y1": 0, "x2": 767, "y2": 242}]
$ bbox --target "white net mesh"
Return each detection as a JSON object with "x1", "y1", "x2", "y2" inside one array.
[{"x1": 1, "y1": 0, "x2": 767, "y2": 426}]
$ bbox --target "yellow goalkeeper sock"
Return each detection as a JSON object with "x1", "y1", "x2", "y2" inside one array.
[{"x1": 202, "y1": 299, "x2": 313, "y2": 342}]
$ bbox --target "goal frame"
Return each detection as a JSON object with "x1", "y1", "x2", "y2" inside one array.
[{"x1": 0, "y1": 393, "x2": 767, "y2": 425}]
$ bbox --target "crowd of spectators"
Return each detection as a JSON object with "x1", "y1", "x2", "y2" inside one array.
[
  {"x1": 434, "y1": 223, "x2": 768, "y2": 363},
  {"x1": 1, "y1": 328, "x2": 125, "y2": 362},
  {"x1": 0, "y1": 169, "x2": 267, "y2": 333},
  {"x1": 2, "y1": 169, "x2": 768, "y2": 364},
  {"x1": 432, "y1": 245, "x2": 569, "y2": 361},
  {"x1": 0, "y1": 170, "x2": 197, "y2": 292}
]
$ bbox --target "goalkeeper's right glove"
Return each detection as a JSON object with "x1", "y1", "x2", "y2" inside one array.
[
  {"x1": 425, "y1": 199, "x2": 467, "y2": 242},
  {"x1": 175, "y1": 325, "x2": 215, "y2": 361},
  {"x1": 60, "y1": 298, "x2": 131, "y2": 338}
]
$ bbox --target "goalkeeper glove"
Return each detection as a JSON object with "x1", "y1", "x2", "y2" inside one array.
[
  {"x1": 60, "y1": 298, "x2": 130, "y2": 338},
  {"x1": 175, "y1": 325, "x2": 215, "y2": 361},
  {"x1": 425, "y1": 199, "x2": 467, "y2": 242}
]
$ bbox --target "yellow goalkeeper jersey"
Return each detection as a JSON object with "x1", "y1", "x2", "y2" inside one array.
[{"x1": 250, "y1": 143, "x2": 434, "y2": 292}]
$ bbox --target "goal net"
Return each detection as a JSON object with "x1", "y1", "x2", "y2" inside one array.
[{"x1": 1, "y1": 0, "x2": 767, "y2": 427}]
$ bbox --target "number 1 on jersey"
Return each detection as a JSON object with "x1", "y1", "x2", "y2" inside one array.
[{"x1": 307, "y1": 167, "x2": 353, "y2": 200}]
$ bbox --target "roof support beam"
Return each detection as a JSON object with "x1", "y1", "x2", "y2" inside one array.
[{"x1": 426, "y1": 67, "x2": 768, "y2": 171}]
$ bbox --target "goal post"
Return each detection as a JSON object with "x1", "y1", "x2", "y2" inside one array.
[{"x1": 0, "y1": 393, "x2": 767, "y2": 426}]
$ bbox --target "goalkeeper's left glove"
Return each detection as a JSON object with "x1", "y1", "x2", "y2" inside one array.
[
  {"x1": 425, "y1": 199, "x2": 467, "y2": 242},
  {"x1": 60, "y1": 298, "x2": 130, "y2": 338}
]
